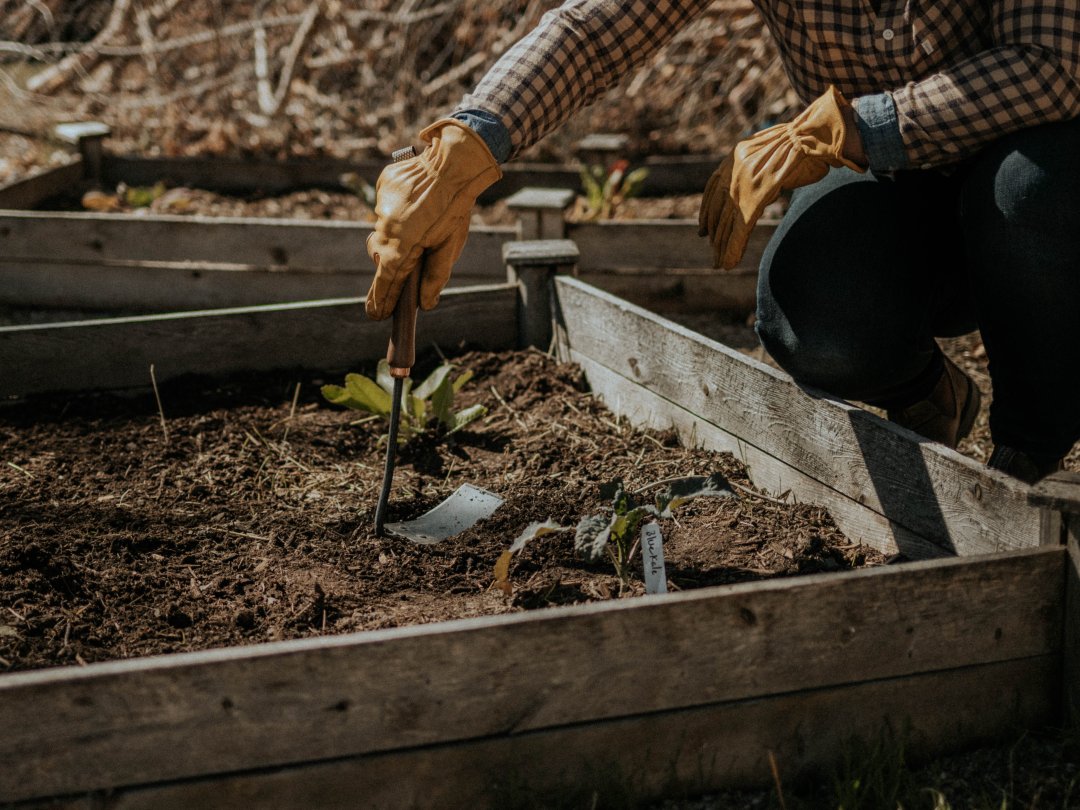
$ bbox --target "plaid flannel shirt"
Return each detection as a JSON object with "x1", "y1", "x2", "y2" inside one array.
[{"x1": 456, "y1": 0, "x2": 1080, "y2": 170}]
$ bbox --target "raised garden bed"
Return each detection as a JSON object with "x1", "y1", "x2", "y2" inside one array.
[
  {"x1": 0, "y1": 137, "x2": 765, "y2": 318},
  {"x1": 1, "y1": 348, "x2": 882, "y2": 672},
  {"x1": 0, "y1": 245, "x2": 1076, "y2": 807}
]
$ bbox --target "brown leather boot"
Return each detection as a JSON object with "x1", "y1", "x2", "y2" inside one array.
[
  {"x1": 987, "y1": 446, "x2": 1065, "y2": 484},
  {"x1": 886, "y1": 356, "x2": 981, "y2": 449}
]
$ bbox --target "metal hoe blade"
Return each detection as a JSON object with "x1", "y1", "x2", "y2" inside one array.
[{"x1": 384, "y1": 484, "x2": 504, "y2": 545}]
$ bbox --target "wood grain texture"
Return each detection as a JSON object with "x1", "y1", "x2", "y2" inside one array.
[
  {"x1": 1029, "y1": 471, "x2": 1080, "y2": 516},
  {"x1": 0, "y1": 548, "x2": 1063, "y2": 802},
  {"x1": 0, "y1": 211, "x2": 512, "y2": 275},
  {"x1": 555, "y1": 277, "x2": 1039, "y2": 558},
  {"x1": 0, "y1": 285, "x2": 518, "y2": 397},
  {"x1": 32, "y1": 656, "x2": 1059, "y2": 810},
  {"x1": 573, "y1": 353, "x2": 941, "y2": 558},
  {"x1": 0, "y1": 259, "x2": 507, "y2": 312},
  {"x1": 1068, "y1": 533, "x2": 1080, "y2": 726},
  {"x1": 0, "y1": 161, "x2": 84, "y2": 210}
]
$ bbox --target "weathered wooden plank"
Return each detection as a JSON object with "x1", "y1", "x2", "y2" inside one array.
[
  {"x1": 0, "y1": 547, "x2": 1063, "y2": 802},
  {"x1": 577, "y1": 266, "x2": 758, "y2": 315},
  {"x1": 0, "y1": 161, "x2": 84, "y2": 210},
  {"x1": 102, "y1": 154, "x2": 376, "y2": 194},
  {"x1": 0, "y1": 285, "x2": 518, "y2": 397},
  {"x1": 637, "y1": 153, "x2": 722, "y2": 196},
  {"x1": 102, "y1": 155, "x2": 585, "y2": 202},
  {"x1": 572, "y1": 352, "x2": 945, "y2": 558},
  {"x1": 0, "y1": 211, "x2": 513, "y2": 273},
  {"x1": 35, "y1": 655, "x2": 1060, "y2": 810},
  {"x1": 567, "y1": 219, "x2": 775, "y2": 271},
  {"x1": 1068, "y1": 533, "x2": 1080, "y2": 726},
  {"x1": 555, "y1": 277, "x2": 1039, "y2": 558},
  {"x1": 1029, "y1": 471, "x2": 1080, "y2": 517},
  {"x1": 0, "y1": 259, "x2": 506, "y2": 312}
]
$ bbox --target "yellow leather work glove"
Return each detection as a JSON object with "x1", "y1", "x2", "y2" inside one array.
[
  {"x1": 698, "y1": 85, "x2": 866, "y2": 270},
  {"x1": 365, "y1": 118, "x2": 503, "y2": 320}
]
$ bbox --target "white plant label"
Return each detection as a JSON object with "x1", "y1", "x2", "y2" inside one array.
[{"x1": 641, "y1": 521, "x2": 667, "y2": 594}]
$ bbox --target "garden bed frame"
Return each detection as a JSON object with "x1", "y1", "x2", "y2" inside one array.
[
  {"x1": 0, "y1": 139, "x2": 765, "y2": 316},
  {"x1": 0, "y1": 242, "x2": 1076, "y2": 808}
]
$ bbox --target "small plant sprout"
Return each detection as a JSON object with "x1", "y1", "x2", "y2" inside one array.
[
  {"x1": 577, "y1": 159, "x2": 649, "y2": 221},
  {"x1": 492, "y1": 473, "x2": 735, "y2": 595},
  {"x1": 575, "y1": 473, "x2": 735, "y2": 585},
  {"x1": 321, "y1": 359, "x2": 486, "y2": 442}
]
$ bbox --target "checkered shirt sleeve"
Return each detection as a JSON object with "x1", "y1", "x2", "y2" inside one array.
[
  {"x1": 889, "y1": 1, "x2": 1080, "y2": 167},
  {"x1": 459, "y1": 0, "x2": 1080, "y2": 168},
  {"x1": 457, "y1": 0, "x2": 710, "y2": 159}
]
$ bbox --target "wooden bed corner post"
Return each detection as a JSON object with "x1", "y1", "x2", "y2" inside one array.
[
  {"x1": 1028, "y1": 471, "x2": 1080, "y2": 728},
  {"x1": 54, "y1": 121, "x2": 111, "y2": 187},
  {"x1": 503, "y1": 239, "x2": 580, "y2": 352},
  {"x1": 505, "y1": 187, "x2": 576, "y2": 240}
]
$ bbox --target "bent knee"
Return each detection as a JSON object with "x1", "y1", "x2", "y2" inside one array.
[{"x1": 755, "y1": 313, "x2": 907, "y2": 400}]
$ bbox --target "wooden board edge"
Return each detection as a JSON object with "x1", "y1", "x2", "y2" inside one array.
[
  {"x1": 0, "y1": 260, "x2": 508, "y2": 313},
  {"x1": 0, "y1": 210, "x2": 515, "y2": 271},
  {"x1": 0, "y1": 161, "x2": 84, "y2": 210},
  {"x1": 553, "y1": 276, "x2": 1040, "y2": 556},
  {"x1": 0, "y1": 285, "x2": 519, "y2": 397},
  {"x1": 1067, "y1": 530, "x2": 1080, "y2": 727},
  {"x1": 28, "y1": 655, "x2": 1061, "y2": 810},
  {"x1": 572, "y1": 350, "x2": 934, "y2": 558},
  {"x1": 0, "y1": 545, "x2": 1064, "y2": 802}
]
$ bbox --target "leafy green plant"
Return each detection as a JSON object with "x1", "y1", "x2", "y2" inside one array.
[
  {"x1": 574, "y1": 473, "x2": 734, "y2": 585},
  {"x1": 578, "y1": 159, "x2": 649, "y2": 221},
  {"x1": 493, "y1": 473, "x2": 734, "y2": 595},
  {"x1": 321, "y1": 359, "x2": 486, "y2": 442}
]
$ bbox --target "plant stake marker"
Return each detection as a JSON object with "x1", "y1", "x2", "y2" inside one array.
[{"x1": 641, "y1": 521, "x2": 668, "y2": 594}]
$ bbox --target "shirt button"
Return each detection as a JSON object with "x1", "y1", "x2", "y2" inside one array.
[{"x1": 882, "y1": 28, "x2": 895, "y2": 41}]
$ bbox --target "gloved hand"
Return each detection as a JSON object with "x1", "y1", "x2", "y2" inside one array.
[
  {"x1": 698, "y1": 85, "x2": 866, "y2": 269},
  {"x1": 365, "y1": 119, "x2": 502, "y2": 320}
]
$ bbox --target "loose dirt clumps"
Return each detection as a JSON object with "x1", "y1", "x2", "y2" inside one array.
[{"x1": 0, "y1": 350, "x2": 882, "y2": 672}]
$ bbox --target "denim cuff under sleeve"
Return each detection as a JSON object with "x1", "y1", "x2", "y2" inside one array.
[
  {"x1": 853, "y1": 93, "x2": 908, "y2": 173},
  {"x1": 449, "y1": 109, "x2": 513, "y2": 164}
]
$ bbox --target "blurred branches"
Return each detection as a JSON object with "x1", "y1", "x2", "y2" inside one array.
[{"x1": 0, "y1": 0, "x2": 796, "y2": 160}]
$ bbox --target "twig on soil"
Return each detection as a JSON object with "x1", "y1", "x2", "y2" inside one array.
[
  {"x1": 149, "y1": 363, "x2": 169, "y2": 444},
  {"x1": 281, "y1": 382, "x2": 302, "y2": 441},
  {"x1": 489, "y1": 385, "x2": 529, "y2": 432},
  {"x1": 218, "y1": 528, "x2": 272, "y2": 542},
  {"x1": 729, "y1": 481, "x2": 792, "y2": 505},
  {"x1": 6, "y1": 461, "x2": 33, "y2": 479},
  {"x1": 768, "y1": 750, "x2": 788, "y2": 810}
]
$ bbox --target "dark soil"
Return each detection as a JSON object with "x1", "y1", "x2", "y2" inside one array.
[{"x1": 0, "y1": 350, "x2": 880, "y2": 673}]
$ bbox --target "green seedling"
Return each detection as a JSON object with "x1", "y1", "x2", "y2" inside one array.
[
  {"x1": 575, "y1": 473, "x2": 734, "y2": 585},
  {"x1": 321, "y1": 359, "x2": 486, "y2": 442},
  {"x1": 493, "y1": 473, "x2": 734, "y2": 595},
  {"x1": 578, "y1": 159, "x2": 649, "y2": 221}
]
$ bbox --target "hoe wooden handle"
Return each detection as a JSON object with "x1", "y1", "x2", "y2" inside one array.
[{"x1": 387, "y1": 270, "x2": 420, "y2": 378}]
